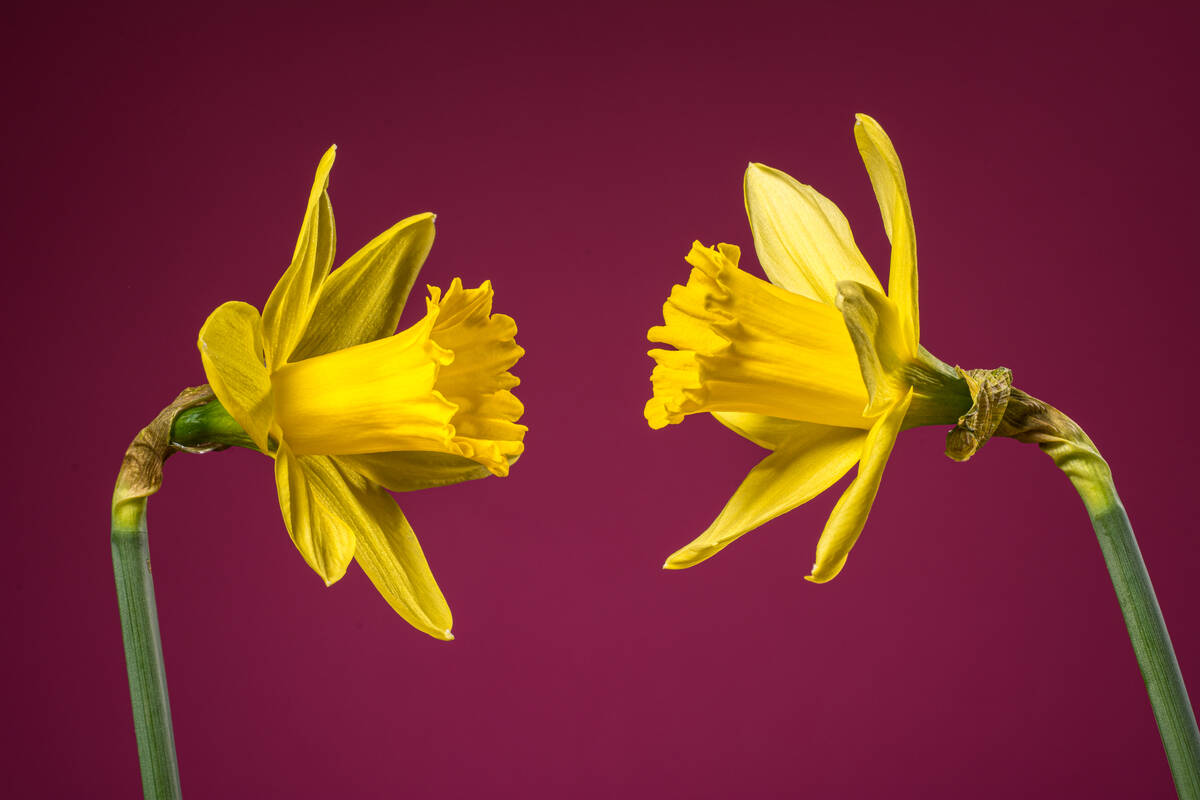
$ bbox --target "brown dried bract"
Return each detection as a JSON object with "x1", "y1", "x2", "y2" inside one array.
[
  {"x1": 945, "y1": 367, "x2": 1013, "y2": 462},
  {"x1": 111, "y1": 385, "x2": 220, "y2": 519}
]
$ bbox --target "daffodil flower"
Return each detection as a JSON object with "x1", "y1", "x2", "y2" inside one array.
[
  {"x1": 646, "y1": 114, "x2": 967, "y2": 582},
  {"x1": 197, "y1": 146, "x2": 526, "y2": 639}
]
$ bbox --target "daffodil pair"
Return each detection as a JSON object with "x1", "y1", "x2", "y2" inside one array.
[
  {"x1": 120, "y1": 118, "x2": 1197, "y2": 800},
  {"x1": 196, "y1": 117, "x2": 952, "y2": 643},
  {"x1": 647, "y1": 114, "x2": 968, "y2": 582},
  {"x1": 198, "y1": 146, "x2": 526, "y2": 640}
]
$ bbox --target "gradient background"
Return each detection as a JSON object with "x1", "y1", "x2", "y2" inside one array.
[{"x1": 5, "y1": 1, "x2": 1199, "y2": 797}]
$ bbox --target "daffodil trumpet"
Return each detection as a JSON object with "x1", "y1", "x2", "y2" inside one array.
[
  {"x1": 646, "y1": 115, "x2": 1198, "y2": 795},
  {"x1": 112, "y1": 147, "x2": 525, "y2": 799}
]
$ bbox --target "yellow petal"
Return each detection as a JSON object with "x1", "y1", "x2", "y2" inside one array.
[
  {"x1": 261, "y1": 145, "x2": 338, "y2": 369},
  {"x1": 274, "y1": 444, "x2": 358, "y2": 586},
  {"x1": 835, "y1": 280, "x2": 913, "y2": 416},
  {"x1": 290, "y1": 212, "x2": 436, "y2": 362},
  {"x1": 710, "y1": 412, "x2": 824, "y2": 451},
  {"x1": 664, "y1": 425, "x2": 865, "y2": 569},
  {"x1": 807, "y1": 389, "x2": 912, "y2": 583},
  {"x1": 329, "y1": 461, "x2": 454, "y2": 639},
  {"x1": 197, "y1": 301, "x2": 273, "y2": 451},
  {"x1": 338, "y1": 451, "x2": 498, "y2": 492},
  {"x1": 743, "y1": 163, "x2": 883, "y2": 304},
  {"x1": 854, "y1": 114, "x2": 918, "y2": 350}
]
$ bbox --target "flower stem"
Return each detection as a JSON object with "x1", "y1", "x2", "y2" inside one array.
[
  {"x1": 112, "y1": 497, "x2": 183, "y2": 800},
  {"x1": 1000, "y1": 391, "x2": 1200, "y2": 797},
  {"x1": 1068, "y1": 464, "x2": 1200, "y2": 797},
  {"x1": 111, "y1": 385, "x2": 230, "y2": 799}
]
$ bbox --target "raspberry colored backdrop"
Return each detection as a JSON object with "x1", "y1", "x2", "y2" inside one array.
[{"x1": 5, "y1": 1, "x2": 1198, "y2": 797}]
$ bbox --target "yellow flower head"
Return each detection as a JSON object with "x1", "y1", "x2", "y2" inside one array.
[
  {"x1": 198, "y1": 146, "x2": 526, "y2": 639},
  {"x1": 647, "y1": 115, "x2": 967, "y2": 583}
]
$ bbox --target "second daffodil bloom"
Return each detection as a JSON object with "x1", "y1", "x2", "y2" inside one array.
[
  {"x1": 198, "y1": 146, "x2": 526, "y2": 639},
  {"x1": 646, "y1": 115, "x2": 969, "y2": 582}
]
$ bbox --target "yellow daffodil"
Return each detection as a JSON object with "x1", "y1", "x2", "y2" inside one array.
[
  {"x1": 646, "y1": 114, "x2": 967, "y2": 582},
  {"x1": 197, "y1": 146, "x2": 526, "y2": 639}
]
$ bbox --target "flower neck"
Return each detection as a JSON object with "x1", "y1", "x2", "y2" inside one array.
[{"x1": 898, "y1": 346, "x2": 974, "y2": 431}]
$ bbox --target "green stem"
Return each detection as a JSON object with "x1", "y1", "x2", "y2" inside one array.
[
  {"x1": 110, "y1": 386, "x2": 232, "y2": 799},
  {"x1": 110, "y1": 388, "x2": 251, "y2": 796},
  {"x1": 1008, "y1": 394, "x2": 1200, "y2": 797},
  {"x1": 1069, "y1": 468, "x2": 1200, "y2": 797},
  {"x1": 112, "y1": 497, "x2": 183, "y2": 800}
]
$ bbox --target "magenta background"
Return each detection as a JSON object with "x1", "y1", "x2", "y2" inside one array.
[{"x1": 5, "y1": 1, "x2": 1199, "y2": 797}]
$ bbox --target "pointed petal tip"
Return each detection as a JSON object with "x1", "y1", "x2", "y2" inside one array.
[
  {"x1": 744, "y1": 162, "x2": 779, "y2": 186},
  {"x1": 743, "y1": 162, "x2": 781, "y2": 202},
  {"x1": 805, "y1": 565, "x2": 833, "y2": 584},
  {"x1": 321, "y1": 564, "x2": 349, "y2": 587},
  {"x1": 662, "y1": 553, "x2": 695, "y2": 570},
  {"x1": 443, "y1": 629, "x2": 455, "y2": 641},
  {"x1": 664, "y1": 545, "x2": 714, "y2": 569},
  {"x1": 399, "y1": 210, "x2": 436, "y2": 232}
]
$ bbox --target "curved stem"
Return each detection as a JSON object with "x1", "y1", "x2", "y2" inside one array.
[
  {"x1": 110, "y1": 387, "x2": 254, "y2": 797},
  {"x1": 1001, "y1": 390, "x2": 1200, "y2": 797},
  {"x1": 112, "y1": 498, "x2": 183, "y2": 800},
  {"x1": 111, "y1": 386, "x2": 228, "y2": 799}
]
